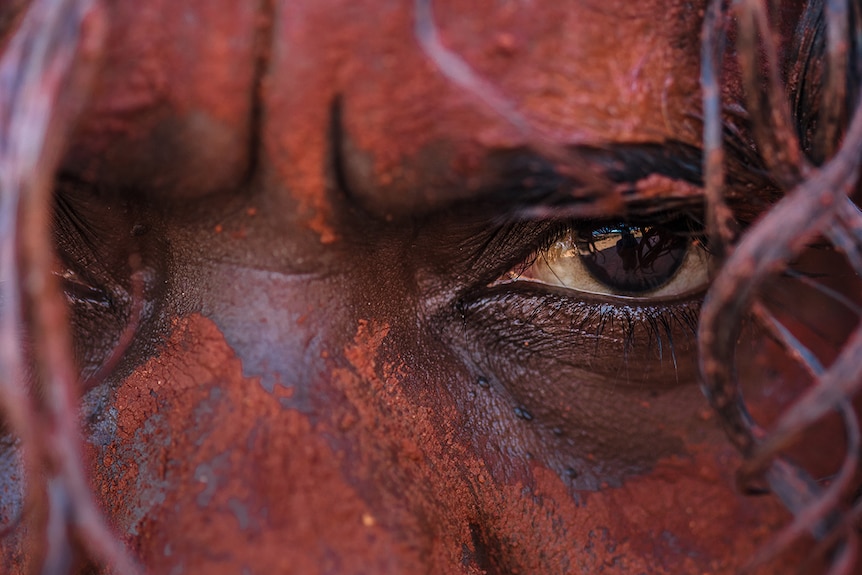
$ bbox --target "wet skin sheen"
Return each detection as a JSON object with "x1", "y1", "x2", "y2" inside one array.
[{"x1": 0, "y1": 0, "x2": 831, "y2": 573}]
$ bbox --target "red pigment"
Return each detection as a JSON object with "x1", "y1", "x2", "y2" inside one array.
[{"x1": 91, "y1": 315, "x2": 424, "y2": 573}]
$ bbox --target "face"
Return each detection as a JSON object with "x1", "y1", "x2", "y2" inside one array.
[{"x1": 1, "y1": 0, "x2": 846, "y2": 573}]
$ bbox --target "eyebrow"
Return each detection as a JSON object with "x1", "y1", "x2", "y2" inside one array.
[
  {"x1": 330, "y1": 98, "x2": 774, "y2": 222},
  {"x1": 478, "y1": 139, "x2": 776, "y2": 223},
  {"x1": 476, "y1": 142, "x2": 706, "y2": 221}
]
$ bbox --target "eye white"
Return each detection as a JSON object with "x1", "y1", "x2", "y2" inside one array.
[{"x1": 501, "y1": 229, "x2": 710, "y2": 299}]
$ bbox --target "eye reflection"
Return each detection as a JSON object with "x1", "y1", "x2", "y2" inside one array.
[{"x1": 502, "y1": 223, "x2": 710, "y2": 299}]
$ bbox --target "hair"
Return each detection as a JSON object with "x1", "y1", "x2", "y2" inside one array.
[{"x1": 1, "y1": 0, "x2": 860, "y2": 573}]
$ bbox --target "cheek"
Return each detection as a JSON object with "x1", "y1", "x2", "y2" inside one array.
[
  {"x1": 512, "y1": 447, "x2": 810, "y2": 574},
  {"x1": 335, "y1": 324, "x2": 811, "y2": 575},
  {"x1": 88, "y1": 313, "x2": 811, "y2": 575},
  {"x1": 90, "y1": 314, "x2": 430, "y2": 573}
]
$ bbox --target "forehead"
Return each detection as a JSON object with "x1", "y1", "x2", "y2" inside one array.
[{"x1": 265, "y1": 0, "x2": 706, "y2": 216}]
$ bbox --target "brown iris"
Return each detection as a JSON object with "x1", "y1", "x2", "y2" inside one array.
[{"x1": 575, "y1": 225, "x2": 687, "y2": 294}]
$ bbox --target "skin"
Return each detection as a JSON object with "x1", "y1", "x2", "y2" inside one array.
[{"x1": 0, "y1": 0, "x2": 850, "y2": 573}]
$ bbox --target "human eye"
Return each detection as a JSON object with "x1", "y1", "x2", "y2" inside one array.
[
  {"x1": 49, "y1": 179, "x2": 164, "y2": 385},
  {"x1": 496, "y1": 218, "x2": 710, "y2": 300},
  {"x1": 424, "y1": 209, "x2": 715, "y2": 489},
  {"x1": 451, "y1": 213, "x2": 710, "y2": 390}
]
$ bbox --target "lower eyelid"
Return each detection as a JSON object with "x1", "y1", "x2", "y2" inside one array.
[{"x1": 458, "y1": 283, "x2": 703, "y2": 387}]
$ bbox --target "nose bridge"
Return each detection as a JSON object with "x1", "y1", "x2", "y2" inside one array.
[{"x1": 94, "y1": 313, "x2": 430, "y2": 573}]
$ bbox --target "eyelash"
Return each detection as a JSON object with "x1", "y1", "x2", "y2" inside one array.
[
  {"x1": 457, "y1": 214, "x2": 710, "y2": 375},
  {"x1": 52, "y1": 199, "x2": 109, "y2": 300},
  {"x1": 458, "y1": 281, "x2": 704, "y2": 384}
]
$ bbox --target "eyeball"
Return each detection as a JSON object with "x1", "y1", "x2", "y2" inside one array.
[{"x1": 501, "y1": 223, "x2": 710, "y2": 300}]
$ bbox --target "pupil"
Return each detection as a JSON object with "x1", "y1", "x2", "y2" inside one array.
[{"x1": 576, "y1": 224, "x2": 688, "y2": 294}]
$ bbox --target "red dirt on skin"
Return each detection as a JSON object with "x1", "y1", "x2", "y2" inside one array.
[
  {"x1": 68, "y1": 310, "x2": 812, "y2": 574},
  {"x1": 63, "y1": 0, "x2": 261, "y2": 199},
  {"x1": 257, "y1": 0, "x2": 715, "y2": 222},
  {"x1": 261, "y1": 1, "x2": 341, "y2": 244},
  {"x1": 0, "y1": 1, "x2": 824, "y2": 571},
  {"x1": 321, "y1": 318, "x2": 808, "y2": 573},
  {"x1": 90, "y1": 314, "x2": 423, "y2": 574}
]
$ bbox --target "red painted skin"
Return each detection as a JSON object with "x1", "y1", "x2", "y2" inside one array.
[{"x1": 0, "y1": 0, "x2": 844, "y2": 573}]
